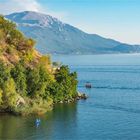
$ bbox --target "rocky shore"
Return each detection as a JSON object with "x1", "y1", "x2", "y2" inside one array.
[
  {"x1": 58, "y1": 91, "x2": 88, "y2": 104},
  {"x1": 77, "y1": 91, "x2": 88, "y2": 100}
]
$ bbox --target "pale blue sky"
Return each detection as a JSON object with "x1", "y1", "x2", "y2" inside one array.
[{"x1": 0, "y1": 0, "x2": 140, "y2": 44}]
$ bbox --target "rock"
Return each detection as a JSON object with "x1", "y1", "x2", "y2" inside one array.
[
  {"x1": 81, "y1": 94, "x2": 88, "y2": 99},
  {"x1": 16, "y1": 96, "x2": 26, "y2": 107},
  {"x1": 77, "y1": 97, "x2": 80, "y2": 100},
  {"x1": 77, "y1": 91, "x2": 88, "y2": 100},
  {"x1": 67, "y1": 100, "x2": 70, "y2": 103},
  {"x1": 59, "y1": 101, "x2": 63, "y2": 103},
  {"x1": 77, "y1": 91, "x2": 82, "y2": 97}
]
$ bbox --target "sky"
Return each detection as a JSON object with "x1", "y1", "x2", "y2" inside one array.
[{"x1": 0, "y1": 0, "x2": 140, "y2": 44}]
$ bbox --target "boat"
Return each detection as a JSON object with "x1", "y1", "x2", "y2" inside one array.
[{"x1": 85, "y1": 82, "x2": 92, "y2": 88}]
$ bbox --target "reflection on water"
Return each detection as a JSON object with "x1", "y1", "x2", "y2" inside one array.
[{"x1": 0, "y1": 103, "x2": 77, "y2": 140}]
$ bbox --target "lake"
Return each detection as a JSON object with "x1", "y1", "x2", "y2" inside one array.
[{"x1": 1, "y1": 54, "x2": 140, "y2": 140}]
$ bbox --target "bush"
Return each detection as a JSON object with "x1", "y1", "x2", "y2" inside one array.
[
  {"x1": 2, "y1": 78, "x2": 18, "y2": 110},
  {"x1": 0, "y1": 62, "x2": 11, "y2": 87},
  {"x1": 11, "y1": 61, "x2": 27, "y2": 95},
  {"x1": 0, "y1": 88, "x2": 3, "y2": 105}
]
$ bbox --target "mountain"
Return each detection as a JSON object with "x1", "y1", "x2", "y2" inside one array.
[{"x1": 5, "y1": 11, "x2": 140, "y2": 54}]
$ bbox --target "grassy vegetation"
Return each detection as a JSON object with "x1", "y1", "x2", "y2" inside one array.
[{"x1": 0, "y1": 16, "x2": 78, "y2": 115}]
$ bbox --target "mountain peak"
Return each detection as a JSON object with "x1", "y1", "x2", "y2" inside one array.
[{"x1": 6, "y1": 11, "x2": 64, "y2": 28}]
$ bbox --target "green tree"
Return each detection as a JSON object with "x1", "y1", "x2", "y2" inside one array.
[
  {"x1": 0, "y1": 62, "x2": 11, "y2": 88},
  {"x1": 0, "y1": 88, "x2": 3, "y2": 105},
  {"x1": 7, "y1": 29, "x2": 23, "y2": 47},
  {"x1": 0, "y1": 16, "x2": 16, "y2": 36},
  {"x1": 52, "y1": 65, "x2": 78, "y2": 102},
  {"x1": 3, "y1": 78, "x2": 18, "y2": 109},
  {"x1": 11, "y1": 62, "x2": 27, "y2": 95},
  {"x1": 27, "y1": 65, "x2": 54, "y2": 98}
]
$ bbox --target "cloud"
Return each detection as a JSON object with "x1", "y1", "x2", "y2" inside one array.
[
  {"x1": 0, "y1": 0, "x2": 67, "y2": 20},
  {"x1": 0, "y1": 0, "x2": 44, "y2": 14}
]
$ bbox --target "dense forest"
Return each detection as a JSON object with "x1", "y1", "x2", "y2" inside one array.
[{"x1": 0, "y1": 16, "x2": 78, "y2": 115}]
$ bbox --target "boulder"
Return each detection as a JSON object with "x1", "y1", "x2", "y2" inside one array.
[
  {"x1": 77, "y1": 91, "x2": 88, "y2": 100},
  {"x1": 59, "y1": 101, "x2": 63, "y2": 103},
  {"x1": 16, "y1": 96, "x2": 26, "y2": 107}
]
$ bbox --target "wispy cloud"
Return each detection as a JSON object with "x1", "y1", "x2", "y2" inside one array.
[
  {"x1": 0, "y1": 0, "x2": 44, "y2": 14},
  {"x1": 0, "y1": 0, "x2": 67, "y2": 20}
]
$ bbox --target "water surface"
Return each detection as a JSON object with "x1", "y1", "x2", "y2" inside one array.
[{"x1": 1, "y1": 54, "x2": 140, "y2": 140}]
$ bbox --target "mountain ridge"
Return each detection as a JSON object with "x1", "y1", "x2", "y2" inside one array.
[{"x1": 5, "y1": 11, "x2": 140, "y2": 54}]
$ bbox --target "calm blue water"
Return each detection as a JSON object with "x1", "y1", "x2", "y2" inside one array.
[{"x1": 1, "y1": 54, "x2": 140, "y2": 140}]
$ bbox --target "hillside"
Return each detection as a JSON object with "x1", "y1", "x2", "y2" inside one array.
[
  {"x1": 5, "y1": 11, "x2": 140, "y2": 54},
  {"x1": 0, "y1": 16, "x2": 78, "y2": 115}
]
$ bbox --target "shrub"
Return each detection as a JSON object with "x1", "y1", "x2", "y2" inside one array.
[
  {"x1": 11, "y1": 62, "x2": 27, "y2": 95},
  {"x1": 0, "y1": 88, "x2": 3, "y2": 105},
  {"x1": 2, "y1": 78, "x2": 18, "y2": 110}
]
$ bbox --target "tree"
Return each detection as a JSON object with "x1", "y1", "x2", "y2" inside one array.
[
  {"x1": 52, "y1": 65, "x2": 78, "y2": 102},
  {"x1": 52, "y1": 61, "x2": 62, "y2": 67},
  {"x1": 0, "y1": 16, "x2": 16, "y2": 36},
  {"x1": 3, "y1": 78, "x2": 18, "y2": 109},
  {"x1": 0, "y1": 88, "x2": 3, "y2": 105},
  {"x1": 11, "y1": 62, "x2": 27, "y2": 95},
  {"x1": 25, "y1": 38, "x2": 36, "y2": 49},
  {"x1": 7, "y1": 29, "x2": 23, "y2": 47},
  {"x1": 0, "y1": 29, "x2": 5, "y2": 44},
  {"x1": 26, "y1": 65, "x2": 54, "y2": 98},
  {"x1": 39, "y1": 55, "x2": 51, "y2": 69},
  {"x1": 0, "y1": 62, "x2": 11, "y2": 88}
]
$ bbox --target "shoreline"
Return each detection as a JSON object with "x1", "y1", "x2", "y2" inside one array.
[{"x1": 0, "y1": 92, "x2": 87, "y2": 116}]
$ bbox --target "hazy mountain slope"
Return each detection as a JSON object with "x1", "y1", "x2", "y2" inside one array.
[{"x1": 5, "y1": 11, "x2": 140, "y2": 54}]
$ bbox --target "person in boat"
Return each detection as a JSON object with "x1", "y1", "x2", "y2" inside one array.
[
  {"x1": 85, "y1": 82, "x2": 92, "y2": 88},
  {"x1": 36, "y1": 119, "x2": 41, "y2": 127}
]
